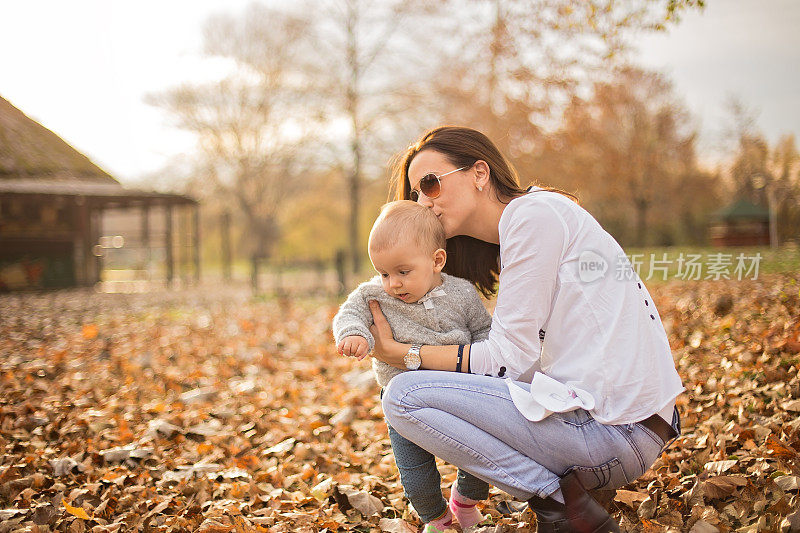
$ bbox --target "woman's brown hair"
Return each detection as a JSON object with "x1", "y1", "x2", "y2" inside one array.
[{"x1": 391, "y1": 126, "x2": 576, "y2": 297}]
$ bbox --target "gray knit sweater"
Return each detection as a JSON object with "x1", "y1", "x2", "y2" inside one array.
[{"x1": 332, "y1": 273, "x2": 492, "y2": 387}]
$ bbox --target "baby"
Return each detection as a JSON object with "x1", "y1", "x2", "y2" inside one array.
[{"x1": 333, "y1": 200, "x2": 493, "y2": 532}]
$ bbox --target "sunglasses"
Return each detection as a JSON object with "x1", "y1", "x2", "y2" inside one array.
[{"x1": 409, "y1": 165, "x2": 470, "y2": 202}]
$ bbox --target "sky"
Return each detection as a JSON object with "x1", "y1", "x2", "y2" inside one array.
[
  {"x1": 635, "y1": 0, "x2": 800, "y2": 163},
  {"x1": 1, "y1": 0, "x2": 798, "y2": 183}
]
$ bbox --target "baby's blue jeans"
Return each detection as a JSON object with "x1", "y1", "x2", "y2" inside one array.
[
  {"x1": 383, "y1": 371, "x2": 680, "y2": 502},
  {"x1": 387, "y1": 424, "x2": 489, "y2": 522},
  {"x1": 383, "y1": 383, "x2": 489, "y2": 524}
]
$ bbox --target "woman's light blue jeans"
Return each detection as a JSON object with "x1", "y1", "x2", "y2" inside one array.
[{"x1": 382, "y1": 371, "x2": 680, "y2": 501}]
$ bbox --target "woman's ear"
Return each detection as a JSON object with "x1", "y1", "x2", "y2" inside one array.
[
  {"x1": 433, "y1": 248, "x2": 447, "y2": 272},
  {"x1": 473, "y1": 160, "x2": 490, "y2": 191}
]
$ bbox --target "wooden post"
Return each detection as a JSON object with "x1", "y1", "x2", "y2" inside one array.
[
  {"x1": 179, "y1": 206, "x2": 188, "y2": 286},
  {"x1": 316, "y1": 259, "x2": 325, "y2": 294},
  {"x1": 165, "y1": 203, "x2": 174, "y2": 285},
  {"x1": 91, "y1": 202, "x2": 102, "y2": 284},
  {"x1": 335, "y1": 249, "x2": 346, "y2": 295},
  {"x1": 193, "y1": 204, "x2": 201, "y2": 283},
  {"x1": 221, "y1": 211, "x2": 232, "y2": 282},
  {"x1": 73, "y1": 197, "x2": 90, "y2": 285},
  {"x1": 767, "y1": 186, "x2": 778, "y2": 249},
  {"x1": 250, "y1": 255, "x2": 259, "y2": 293},
  {"x1": 141, "y1": 204, "x2": 150, "y2": 275},
  {"x1": 275, "y1": 260, "x2": 284, "y2": 297}
]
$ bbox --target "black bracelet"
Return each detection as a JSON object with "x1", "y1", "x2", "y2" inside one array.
[{"x1": 456, "y1": 344, "x2": 465, "y2": 373}]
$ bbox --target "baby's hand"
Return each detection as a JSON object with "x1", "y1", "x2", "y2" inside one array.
[{"x1": 338, "y1": 336, "x2": 370, "y2": 361}]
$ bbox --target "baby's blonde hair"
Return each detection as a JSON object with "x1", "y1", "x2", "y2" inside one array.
[{"x1": 368, "y1": 200, "x2": 446, "y2": 255}]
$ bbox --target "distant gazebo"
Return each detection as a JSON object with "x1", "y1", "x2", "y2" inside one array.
[
  {"x1": 0, "y1": 95, "x2": 199, "y2": 291},
  {"x1": 709, "y1": 199, "x2": 770, "y2": 247}
]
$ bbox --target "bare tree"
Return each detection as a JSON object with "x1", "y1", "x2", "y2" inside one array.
[
  {"x1": 302, "y1": 0, "x2": 442, "y2": 274},
  {"x1": 764, "y1": 136, "x2": 798, "y2": 246},
  {"x1": 540, "y1": 66, "x2": 711, "y2": 246},
  {"x1": 723, "y1": 96, "x2": 800, "y2": 245},
  {"x1": 731, "y1": 131, "x2": 800, "y2": 246},
  {"x1": 433, "y1": 0, "x2": 706, "y2": 161},
  {"x1": 148, "y1": 4, "x2": 324, "y2": 261}
]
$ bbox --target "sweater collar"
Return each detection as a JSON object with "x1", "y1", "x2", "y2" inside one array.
[{"x1": 418, "y1": 285, "x2": 447, "y2": 310}]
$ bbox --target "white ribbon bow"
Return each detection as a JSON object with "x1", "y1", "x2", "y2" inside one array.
[{"x1": 417, "y1": 287, "x2": 447, "y2": 310}]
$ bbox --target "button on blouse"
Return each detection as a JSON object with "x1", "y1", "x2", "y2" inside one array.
[{"x1": 469, "y1": 191, "x2": 684, "y2": 425}]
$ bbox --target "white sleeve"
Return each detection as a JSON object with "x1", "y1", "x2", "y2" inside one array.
[{"x1": 469, "y1": 199, "x2": 568, "y2": 380}]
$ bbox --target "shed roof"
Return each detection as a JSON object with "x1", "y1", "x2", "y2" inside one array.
[
  {"x1": 0, "y1": 96, "x2": 117, "y2": 183},
  {"x1": 0, "y1": 95, "x2": 195, "y2": 206},
  {"x1": 0, "y1": 178, "x2": 196, "y2": 205},
  {"x1": 712, "y1": 199, "x2": 770, "y2": 221}
]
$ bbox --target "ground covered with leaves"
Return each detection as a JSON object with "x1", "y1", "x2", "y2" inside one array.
[{"x1": 2, "y1": 274, "x2": 800, "y2": 532}]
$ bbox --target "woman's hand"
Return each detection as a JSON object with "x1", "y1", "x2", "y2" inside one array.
[{"x1": 368, "y1": 300, "x2": 407, "y2": 369}]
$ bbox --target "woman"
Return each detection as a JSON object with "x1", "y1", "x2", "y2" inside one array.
[{"x1": 369, "y1": 126, "x2": 683, "y2": 532}]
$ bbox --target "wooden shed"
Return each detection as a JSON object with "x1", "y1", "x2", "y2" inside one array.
[
  {"x1": 709, "y1": 199, "x2": 770, "y2": 247},
  {"x1": 0, "y1": 95, "x2": 199, "y2": 291}
]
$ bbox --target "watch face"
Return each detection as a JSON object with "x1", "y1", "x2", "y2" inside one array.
[{"x1": 404, "y1": 352, "x2": 422, "y2": 370}]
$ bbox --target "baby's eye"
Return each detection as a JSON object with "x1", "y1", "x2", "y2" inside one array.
[
  {"x1": 381, "y1": 273, "x2": 389, "y2": 278},
  {"x1": 399, "y1": 270, "x2": 409, "y2": 275}
]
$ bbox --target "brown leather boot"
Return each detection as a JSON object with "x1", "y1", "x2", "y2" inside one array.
[
  {"x1": 559, "y1": 472, "x2": 620, "y2": 533},
  {"x1": 525, "y1": 494, "x2": 570, "y2": 532},
  {"x1": 527, "y1": 473, "x2": 620, "y2": 533}
]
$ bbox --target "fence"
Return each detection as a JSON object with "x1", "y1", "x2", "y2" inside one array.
[{"x1": 250, "y1": 251, "x2": 348, "y2": 297}]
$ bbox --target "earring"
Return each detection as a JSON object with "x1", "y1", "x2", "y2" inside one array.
[{"x1": 478, "y1": 186, "x2": 483, "y2": 192}]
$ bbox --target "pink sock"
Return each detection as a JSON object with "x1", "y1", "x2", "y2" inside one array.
[
  {"x1": 448, "y1": 484, "x2": 484, "y2": 530},
  {"x1": 427, "y1": 506, "x2": 454, "y2": 531}
]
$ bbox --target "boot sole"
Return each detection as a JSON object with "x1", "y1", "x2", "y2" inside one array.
[{"x1": 589, "y1": 517, "x2": 620, "y2": 533}]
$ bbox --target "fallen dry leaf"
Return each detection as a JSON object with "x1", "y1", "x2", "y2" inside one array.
[
  {"x1": 774, "y1": 475, "x2": 800, "y2": 491},
  {"x1": 689, "y1": 519, "x2": 719, "y2": 533},
  {"x1": 703, "y1": 460, "x2": 737, "y2": 475},
  {"x1": 766, "y1": 434, "x2": 799, "y2": 459},
  {"x1": 782, "y1": 508, "x2": 800, "y2": 533},
  {"x1": 379, "y1": 517, "x2": 417, "y2": 533},
  {"x1": 702, "y1": 476, "x2": 748, "y2": 500},
  {"x1": 1, "y1": 274, "x2": 799, "y2": 530},
  {"x1": 62, "y1": 498, "x2": 91, "y2": 520},
  {"x1": 337, "y1": 485, "x2": 384, "y2": 516},
  {"x1": 614, "y1": 489, "x2": 650, "y2": 509}
]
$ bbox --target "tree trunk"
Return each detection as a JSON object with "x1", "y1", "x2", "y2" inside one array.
[
  {"x1": 767, "y1": 185, "x2": 779, "y2": 248},
  {"x1": 488, "y1": 0, "x2": 502, "y2": 106},
  {"x1": 634, "y1": 197, "x2": 649, "y2": 248},
  {"x1": 349, "y1": 127, "x2": 362, "y2": 275},
  {"x1": 346, "y1": 0, "x2": 362, "y2": 275},
  {"x1": 221, "y1": 211, "x2": 232, "y2": 282}
]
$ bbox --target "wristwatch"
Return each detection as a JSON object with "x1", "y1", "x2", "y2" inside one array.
[{"x1": 404, "y1": 344, "x2": 423, "y2": 370}]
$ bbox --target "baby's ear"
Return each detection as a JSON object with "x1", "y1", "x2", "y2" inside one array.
[{"x1": 433, "y1": 248, "x2": 447, "y2": 272}]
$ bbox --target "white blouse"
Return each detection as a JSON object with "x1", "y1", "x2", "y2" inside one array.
[{"x1": 469, "y1": 190, "x2": 684, "y2": 425}]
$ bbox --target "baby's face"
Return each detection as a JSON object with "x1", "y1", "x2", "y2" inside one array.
[{"x1": 370, "y1": 245, "x2": 443, "y2": 304}]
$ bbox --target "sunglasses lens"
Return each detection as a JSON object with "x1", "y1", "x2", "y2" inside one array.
[{"x1": 420, "y1": 174, "x2": 441, "y2": 199}]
